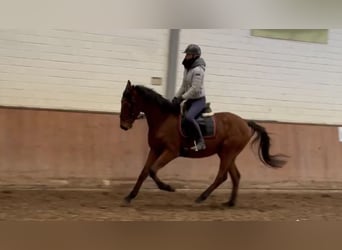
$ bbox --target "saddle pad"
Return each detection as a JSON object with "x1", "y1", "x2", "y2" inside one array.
[{"x1": 179, "y1": 116, "x2": 216, "y2": 138}]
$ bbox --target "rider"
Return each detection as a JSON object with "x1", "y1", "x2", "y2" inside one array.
[{"x1": 172, "y1": 44, "x2": 207, "y2": 151}]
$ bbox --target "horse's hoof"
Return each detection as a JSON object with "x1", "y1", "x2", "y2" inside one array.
[
  {"x1": 222, "y1": 201, "x2": 235, "y2": 207},
  {"x1": 165, "y1": 185, "x2": 176, "y2": 192},
  {"x1": 123, "y1": 196, "x2": 132, "y2": 205},
  {"x1": 159, "y1": 184, "x2": 176, "y2": 192},
  {"x1": 195, "y1": 196, "x2": 205, "y2": 203}
]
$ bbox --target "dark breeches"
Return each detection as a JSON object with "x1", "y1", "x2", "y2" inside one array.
[{"x1": 184, "y1": 97, "x2": 206, "y2": 139}]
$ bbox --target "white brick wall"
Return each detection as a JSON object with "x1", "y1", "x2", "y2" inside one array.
[
  {"x1": 1, "y1": 29, "x2": 342, "y2": 125},
  {"x1": 177, "y1": 29, "x2": 342, "y2": 125},
  {"x1": 0, "y1": 29, "x2": 169, "y2": 112}
]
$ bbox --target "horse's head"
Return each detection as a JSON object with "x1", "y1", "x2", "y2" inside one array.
[{"x1": 120, "y1": 80, "x2": 142, "y2": 130}]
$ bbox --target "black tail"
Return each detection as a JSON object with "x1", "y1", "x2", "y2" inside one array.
[{"x1": 247, "y1": 121, "x2": 287, "y2": 168}]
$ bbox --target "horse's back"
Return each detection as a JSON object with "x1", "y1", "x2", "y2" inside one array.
[
  {"x1": 214, "y1": 111, "x2": 247, "y2": 124},
  {"x1": 213, "y1": 112, "x2": 251, "y2": 141}
]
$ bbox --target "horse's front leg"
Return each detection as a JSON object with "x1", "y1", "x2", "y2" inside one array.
[
  {"x1": 124, "y1": 149, "x2": 177, "y2": 203},
  {"x1": 124, "y1": 150, "x2": 158, "y2": 204},
  {"x1": 149, "y1": 149, "x2": 178, "y2": 192}
]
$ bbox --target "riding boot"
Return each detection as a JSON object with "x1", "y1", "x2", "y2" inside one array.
[{"x1": 190, "y1": 121, "x2": 206, "y2": 151}]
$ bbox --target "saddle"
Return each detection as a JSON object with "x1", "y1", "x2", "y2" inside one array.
[
  {"x1": 179, "y1": 101, "x2": 216, "y2": 138},
  {"x1": 180, "y1": 101, "x2": 213, "y2": 117}
]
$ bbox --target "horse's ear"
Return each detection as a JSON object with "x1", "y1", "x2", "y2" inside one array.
[{"x1": 126, "y1": 80, "x2": 132, "y2": 89}]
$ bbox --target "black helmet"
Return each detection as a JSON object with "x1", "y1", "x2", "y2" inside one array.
[{"x1": 183, "y1": 44, "x2": 201, "y2": 56}]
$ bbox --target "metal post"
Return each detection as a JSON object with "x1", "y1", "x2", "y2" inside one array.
[{"x1": 165, "y1": 29, "x2": 180, "y2": 100}]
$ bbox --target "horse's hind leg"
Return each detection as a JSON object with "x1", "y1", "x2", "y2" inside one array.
[
  {"x1": 222, "y1": 162, "x2": 240, "y2": 207},
  {"x1": 195, "y1": 155, "x2": 231, "y2": 203}
]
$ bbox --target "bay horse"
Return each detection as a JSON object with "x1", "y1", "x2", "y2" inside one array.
[{"x1": 120, "y1": 80, "x2": 287, "y2": 206}]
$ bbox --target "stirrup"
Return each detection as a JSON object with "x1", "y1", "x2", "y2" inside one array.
[{"x1": 190, "y1": 140, "x2": 206, "y2": 151}]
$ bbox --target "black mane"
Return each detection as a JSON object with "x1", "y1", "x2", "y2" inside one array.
[{"x1": 134, "y1": 85, "x2": 180, "y2": 115}]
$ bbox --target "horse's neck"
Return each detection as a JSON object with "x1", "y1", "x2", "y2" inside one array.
[{"x1": 142, "y1": 106, "x2": 171, "y2": 131}]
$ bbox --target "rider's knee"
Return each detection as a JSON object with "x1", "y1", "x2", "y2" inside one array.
[{"x1": 184, "y1": 113, "x2": 194, "y2": 122}]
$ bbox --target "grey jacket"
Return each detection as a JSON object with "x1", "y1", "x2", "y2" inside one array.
[{"x1": 175, "y1": 58, "x2": 206, "y2": 100}]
